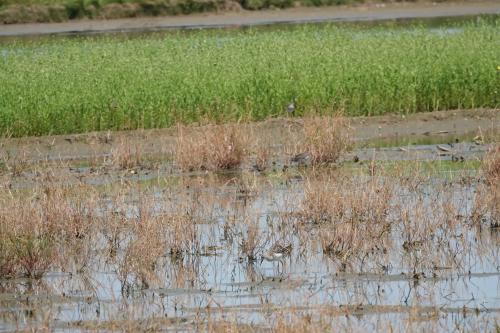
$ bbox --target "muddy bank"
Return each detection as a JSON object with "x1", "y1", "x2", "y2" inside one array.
[
  {"x1": 1, "y1": 0, "x2": 499, "y2": 36},
  {"x1": 1, "y1": 109, "x2": 497, "y2": 164},
  {"x1": 0, "y1": 109, "x2": 497, "y2": 190}
]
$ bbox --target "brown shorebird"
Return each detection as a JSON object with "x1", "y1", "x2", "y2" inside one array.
[
  {"x1": 291, "y1": 151, "x2": 311, "y2": 165},
  {"x1": 261, "y1": 241, "x2": 292, "y2": 262}
]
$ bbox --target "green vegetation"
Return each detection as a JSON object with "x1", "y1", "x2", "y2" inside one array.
[{"x1": 0, "y1": 19, "x2": 498, "y2": 137}]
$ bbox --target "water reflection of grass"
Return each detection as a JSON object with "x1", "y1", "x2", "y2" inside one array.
[
  {"x1": 0, "y1": 145, "x2": 498, "y2": 331},
  {"x1": 358, "y1": 128, "x2": 499, "y2": 149},
  {"x1": 1, "y1": 20, "x2": 498, "y2": 137},
  {"x1": 344, "y1": 159, "x2": 482, "y2": 178}
]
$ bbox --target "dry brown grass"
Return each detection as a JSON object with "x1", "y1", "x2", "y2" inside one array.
[
  {"x1": 110, "y1": 139, "x2": 143, "y2": 170},
  {"x1": 253, "y1": 137, "x2": 271, "y2": 172},
  {"x1": 473, "y1": 144, "x2": 500, "y2": 227},
  {"x1": 298, "y1": 115, "x2": 351, "y2": 165},
  {"x1": 114, "y1": 192, "x2": 201, "y2": 288},
  {"x1": 239, "y1": 217, "x2": 265, "y2": 261},
  {"x1": 298, "y1": 172, "x2": 392, "y2": 264},
  {"x1": 1, "y1": 123, "x2": 496, "y2": 332},
  {"x1": 119, "y1": 199, "x2": 166, "y2": 287},
  {"x1": 482, "y1": 144, "x2": 500, "y2": 186},
  {"x1": 395, "y1": 182, "x2": 469, "y2": 273},
  {"x1": 296, "y1": 163, "x2": 482, "y2": 274},
  {"x1": 175, "y1": 124, "x2": 247, "y2": 172},
  {"x1": 300, "y1": 173, "x2": 392, "y2": 225},
  {"x1": 0, "y1": 185, "x2": 97, "y2": 278},
  {"x1": 0, "y1": 149, "x2": 30, "y2": 176}
]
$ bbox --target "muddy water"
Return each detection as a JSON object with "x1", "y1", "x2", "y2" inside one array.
[
  {"x1": 1, "y1": 140, "x2": 492, "y2": 192},
  {"x1": 0, "y1": 165, "x2": 498, "y2": 332}
]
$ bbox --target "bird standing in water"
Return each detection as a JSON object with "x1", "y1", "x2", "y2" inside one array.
[{"x1": 261, "y1": 241, "x2": 292, "y2": 263}]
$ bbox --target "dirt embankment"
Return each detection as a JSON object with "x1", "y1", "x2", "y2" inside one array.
[
  {"x1": 0, "y1": 109, "x2": 497, "y2": 165},
  {"x1": 1, "y1": 0, "x2": 499, "y2": 35}
]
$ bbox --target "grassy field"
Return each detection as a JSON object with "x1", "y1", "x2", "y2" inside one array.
[{"x1": 0, "y1": 19, "x2": 498, "y2": 137}]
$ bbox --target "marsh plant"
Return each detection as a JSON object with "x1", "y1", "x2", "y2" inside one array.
[
  {"x1": 300, "y1": 173, "x2": 392, "y2": 225},
  {"x1": 175, "y1": 124, "x2": 246, "y2": 171},
  {"x1": 0, "y1": 122, "x2": 498, "y2": 332},
  {"x1": 119, "y1": 198, "x2": 167, "y2": 287},
  {"x1": 473, "y1": 145, "x2": 500, "y2": 227},
  {"x1": 395, "y1": 181, "x2": 470, "y2": 274},
  {"x1": 298, "y1": 172, "x2": 392, "y2": 266},
  {"x1": 253, "y1": 137, "x2": 271, "y2": 172},
  {"x1": 110, "y1": 139, "x2": 143, "y2": 170},
  {"x1": 299, "y1": 115, "x2": 352, "y2": 165},
  {"x1": 236, "y1": 211, "x2": 272, "y2": 262},
  {"x1": 482, "y1": 145, "x2": 500, "y2": 186},
  {"x1": 0, "y1": 149, "x2": 30, "y2": 176},
  {"x1": 0, "y1": 185, "x2": 97, "y2": 278},
  {"x1": 113, "y1": 191, "x2": 202, "y2": 288}
]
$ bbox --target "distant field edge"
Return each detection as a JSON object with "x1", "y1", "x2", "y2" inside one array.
[{"x1": 0, "y1": 0, "x2": 491, "y2": 25}]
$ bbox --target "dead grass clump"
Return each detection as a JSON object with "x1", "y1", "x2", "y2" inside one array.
[
  {"x1": 472, "y1": 145, "x2": 500, "y2": 227},
  {"x1": 239, "y1": 218, "x2": 265, "y2": 262},
  {"x1": 175, "y1": 124, "x2": 246, "y2": 172},
  {"x1": 300, "y1": 174, "x2": 392, "y2": 225},
  {"x1": 298, "y1": 115, "x2": 351, "y2": 165},
  {"x1": 320, "y1": 223, "x2": 360, "y2": 262},
  {"x1": 0, "y1": 186, "x2": 97, "y2": 279},
  {"x1": 120, "y1": 206, "x2": 166, "y2": 287},
  {"x1": 299, "y1": 173, "x2": 392, "y2": 266},
  {"x1": 0, "y1": 149, "x2": 30, "y2": 176},
  {"x1": 253, "y1": 139, "x2": 271, "y2": 172},
  {"x1": 119, "y1": 195, "x2": 200, "y2": 287},
  {"x1": 482, "y1": 145, "x2": 500, "y2": 186},
  {"x1": 165, "y1": 213, "x2": 199, "y2": 259},
  {"x1": 0, "y1": 219, "x2": 54, "y2": 279},
  {"x1": 395, "y1": 180, "x2": 479, "y2": 274},
  {"x1": 110, "y1": 139, "x2": 143, "y2": 170},
  {"x1": 271, "y1": 311, "x2": 331, "y2": 333},
  {"x1": 318, "y1": 216, "x2": 391, "y2": 267}
]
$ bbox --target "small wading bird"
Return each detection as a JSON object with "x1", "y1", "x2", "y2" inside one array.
[
  {"x1": 286, "y1": 99, "x2": 296, "y2": 115},
  {"x1": 291, "y1": 151, "x2": 311, "y2": 165},
  {"x1": 261, "y1": 241, "x2": 292, "y2": 263}
]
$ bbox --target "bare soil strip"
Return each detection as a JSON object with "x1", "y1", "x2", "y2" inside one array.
[
  {"x1": 1, "y1": 1, "x2": 499, "y2": 37},
  {"x1": 1, "y1": 109, "x2": 497, "y2": 164}
]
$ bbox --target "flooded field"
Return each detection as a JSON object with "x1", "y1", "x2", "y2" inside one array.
[
  {"x1": 1, "y1": 1, "x2": 499, "y2": 328},
  {"x1": 1, "y1": 112, "x2": 499, "y2": 332}
]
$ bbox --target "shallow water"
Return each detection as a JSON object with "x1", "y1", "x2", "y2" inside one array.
[
  {"x1": 1, "y1": 166, "x2": 498, "y2": 332},
  {"x1": 0, "y1": 13, "x2": 498, "y2": 43}
]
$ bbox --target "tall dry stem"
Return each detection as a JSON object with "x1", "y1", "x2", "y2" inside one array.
[
  {"x1": 110, "y1": 139, "x2": 143, "y2": 170},
  {"x1": 176, "y1": 124, "x2": 246, "y2": 171},
  {"x1": 300, "y1": 115, "x2": 351, "y2": 165},
  {"x1": 0, "y1": 185, "x2": 97, "y2": 278}
]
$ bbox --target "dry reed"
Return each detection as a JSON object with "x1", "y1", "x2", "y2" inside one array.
[
  {"x1": 298, "y1": 172, "x2": 392, "y2": 265},
  {"x1": 473, "y1": 145, "x2": 500, "y2": 227},
  {"x1": 482, "y1": 145, "x2": 500, "y2": 186},
  {"x1": 298, "y1": 115, "x2": 351, "y2": 165},
  {"x1": 110, "y1": 139, "x2": 143, "y2": 170},
  {"x1": 0, "y1": 185, "x2": 97, "y2": 278},
  {"x1": 175, "y1": 124, "x2": 246, "y2": 172}
]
